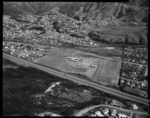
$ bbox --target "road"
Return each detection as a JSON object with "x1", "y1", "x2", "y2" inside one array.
[
  {"x1": 4, "y1": 40, "x2": 147, "y2": 66},
  {"x1": 120, "y1": 77, "x2": 146, "y2": 84},
  {"x1": 4, "y1": 39, "x2": 58, "y2": 48},
  {"x1": 75, "y1": 104, "x2": 149, "y2": 116},
  {"x1": 73, "y1": 48, "x2": 147, "y2": 67},
  {"x1": 3, "y1": 53, "x2": 149, "y2": 105}
]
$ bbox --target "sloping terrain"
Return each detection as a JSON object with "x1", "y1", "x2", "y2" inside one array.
[
  {"x1": 3, "y1": 58, "x2": 149, "y2": 116},
  {"x1": 3, "y1": 2, "x2": 70, "y2": 15},
  {"x1": 57, "y1": 2, "x2": 148, "y2": 44},
  {"x1": 59, "y1": 2, "x2": 149, "y2": 24},
  {"x1": 3, "y1": 1, "x2": 149, "y2": 44},
  {"x1": 3, "y1": 1, "x2": 149, "y2": 24}
]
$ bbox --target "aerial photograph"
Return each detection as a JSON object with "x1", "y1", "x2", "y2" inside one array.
[{"x1": 3, "y1": 1, "x2": 149, "y2": 117}]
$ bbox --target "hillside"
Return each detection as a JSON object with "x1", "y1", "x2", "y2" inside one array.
[
  {"x1": 3, "y1": 1, "x2": 149, "y2": 45},
  {"x1": 59, "y1": 2, "x2": 148, "y2": 24},
  {"x1": 3, "y1": 1, "x2": 149, "y2": 24}
]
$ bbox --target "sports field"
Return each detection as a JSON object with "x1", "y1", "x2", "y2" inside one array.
[
  {"x1": 47, "y1": 47, "x2": 77, "y2": 56},
  {"x1": 73, "y1": 51, "x2": 100, "y2": 58},
  {"x1": 35, "y1": 47, "x2": 121, "y2": 86},
  {"x1": 59, "y1": 61, "x2": 88, "y2": 73},
  {"x1": 59, "y1": 59, "x2": 98, "y2": 78},
  {"x1": 93, "y1": 59, "x2": 121, "y2": 86},
  {"x1": 34, "y1": 55, "x2": 65, "y2": 68},
  {"x1": 35, "y1": 47, "x2": 67, "y2": 68}
]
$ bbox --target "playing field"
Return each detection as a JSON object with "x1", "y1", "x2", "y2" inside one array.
[
  {"x1": 73, "y1": 51, "x2": 100, "y2": 58},
  {"x1": 35, "y1": 55, "x2": 65, "y2": 68},
  {"x1": 93, "y1": 59, "x2": 121, "y2": 86},
  {"x1": 47, "y1": 47, "x2": 77, "y2": 56},
  {"x1": 59, "y1": 61, "x2": 88, "y2": 73},
  {"x1": 35, "y1": 47, "x2": 67, "y2": 68},
  {"x1": 35, "y1": 47, "x2": 121, "y2": 86}
]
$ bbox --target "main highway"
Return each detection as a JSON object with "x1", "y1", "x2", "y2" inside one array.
[{"x1": 3, "y1": 53, "x2": 149, "y2": 105}]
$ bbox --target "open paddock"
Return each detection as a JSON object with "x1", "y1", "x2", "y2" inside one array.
[
  {"x1": 35, "y1": 46, "x2": 121, "y2": 86},
  {"x1": 58, "y1": 62, "x2": 88, "y2": 73},
  {"x1": 48, "y1": 47, "x2": 78, "y2": 56},
  {"x1": 85, "y1": 68, "x2": 97, "y2": 78},
  {"x1": 35, "y1": 54, "x2": 66, "y2": 68},
  {"x1": 35, "y1": 47, "x2": 78, "y2": 68},
  {"x1": 73, "y1": 51, "x2": 100, "y2": 58},
  {"x1": 93, "y1": 59, "x2": 121, "y2": 86}
]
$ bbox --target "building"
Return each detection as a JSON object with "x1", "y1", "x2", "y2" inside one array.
[{"x1": 66, "y1": 57, "x2": 80, "y2": 62}]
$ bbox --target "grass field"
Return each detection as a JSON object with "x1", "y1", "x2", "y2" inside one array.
[
  {"x1": 35, "y1": 47, "x2": 121, "y2": 86},
  {"x1": 35, "y1": 55, "x2": 65, "y2": 68},
  {"x1": 93, "y1": 59, "x2": 121, "y2": 86},
  {"x1": 59, "y1": 61, "x2": 88, "y2": 73},
  {"x1": 73, "y1": 51, "x2": 100, "y2": 58},
  {"x1": 85, "y1": 68, "x2": 97, "y2": 78},
  {"x1": 35, "y1": 47, "x2": 78, "y2": 68},
  {"x1": 59, "y1": 60, "x2": 98, "y2": 78}
]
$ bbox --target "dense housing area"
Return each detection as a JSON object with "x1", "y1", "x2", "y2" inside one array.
[{"x1": 3, "y1": 3, "x2": 149, "y2": 116}]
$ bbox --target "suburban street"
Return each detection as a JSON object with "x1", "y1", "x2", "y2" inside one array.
[
  {"x1": 4, "y1": 40, "x2": 147, "y2": 67},
  {"x1": 3, "y1": 53, "x2": 149, "y2": 105},
  {"x1": 75, "y1": 104, "x2": 149, "y2": 116}
]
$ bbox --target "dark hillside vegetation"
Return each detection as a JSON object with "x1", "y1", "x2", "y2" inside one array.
[{"x1": 3, "y1": 1, "x2": 148, "y2": 44}]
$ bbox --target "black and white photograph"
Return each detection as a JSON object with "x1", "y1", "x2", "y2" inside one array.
[{"x1": 3, "y1": 1, "x2": 149, "y2": 117}]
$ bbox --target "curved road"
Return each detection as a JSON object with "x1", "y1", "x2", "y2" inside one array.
[
  {"x1": 3, "y1": 53, "x2": 149, "y2": 105},
  {"x1": 75, "y1": 104, "x2": 149, "y2": 116}
]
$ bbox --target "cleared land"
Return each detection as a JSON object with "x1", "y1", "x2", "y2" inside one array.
[
  {"x1": 59, "y1": 62, "x2": 88, "y2": 73},
  {"x1": 73, "y1": 51, "x2": 100, "y2": 58},
  {"x1": 59, "y1": 58, "x2": 98, "y2": 78},
  {"x1": 93, "y1": 59, "x2": 121, "y2": 86},
  {"x1": 35, "y1": 55, "x2": 65, "y2": 68},
  {"x1": 35, "y1": 47, "x2": 121, "y2": 86},
  {"x1": 3, "y1": 53, "x2": 149, "y2": 105},
  {"x1": 35, "y1": 47, "x2": 75, "y2": 68}
]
